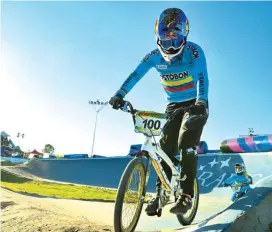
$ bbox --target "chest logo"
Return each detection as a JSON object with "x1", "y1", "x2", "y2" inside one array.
[
  {"x1": 156, "y1": 65, "x2": 167, "y2": 69},
  {"x1": 161, "y1": 71, "x2": 189, "y2": 81}
]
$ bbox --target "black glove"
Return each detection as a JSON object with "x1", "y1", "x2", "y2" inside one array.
[
  {"x1": 109, "y1": 94, "x2": 125, "y2": 110},
  {"x1": 188, "y1": 103, "x2": 207, "y2": 115}
]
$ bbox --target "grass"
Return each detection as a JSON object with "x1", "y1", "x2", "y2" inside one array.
[{"x1": 0, "y1": 170, "x2": 152, "y2": 202}]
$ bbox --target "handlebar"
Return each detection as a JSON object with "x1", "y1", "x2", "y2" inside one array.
[
  {"x1": 241, "y1": 182, "x2": 250, "y2": 187},
  {"x1": 229, "y1": 182, "x2": 250, "y2": 187},
  {"x1": 117, "y1": 100, "x2": 192, "y2": 116},
  {"x1": 110, "y1": 99, "x2": 207, "y2": 138},
  {"x1": 119, "y1": 101, "x2": 136, "y2": 115},
  {"x1": 113, "y1": 100, "x2": 137, "y2": 125},
  {"x1": 113, "y1": 100, "x2": 195, "y2": 127}
]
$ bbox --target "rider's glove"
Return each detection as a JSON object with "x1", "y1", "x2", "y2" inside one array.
[
  {"x1": 189, "y1": 102, "x2": 207, "y2": 115},
  {"x1": 109, "y1": 93, "x2": 125, "y2": 110}
]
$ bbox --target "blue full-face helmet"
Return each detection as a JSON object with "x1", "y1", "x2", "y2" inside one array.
[
  {"x1": 235, "y1": 163, "x2": 245, "y2": 175},
  {"x1": 155, "y1": 8, "x2": 189, "y2": 63}
]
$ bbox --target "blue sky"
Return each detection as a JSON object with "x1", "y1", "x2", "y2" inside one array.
[{"x1": 1, "y1": 1, "x2": 272, "y2": 156}]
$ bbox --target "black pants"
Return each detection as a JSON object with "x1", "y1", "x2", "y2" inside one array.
[{"x1": 157, "y1": 99, "x2": 208, "y2": 196}]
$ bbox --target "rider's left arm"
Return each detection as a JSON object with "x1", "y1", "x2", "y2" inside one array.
[
  {"x1": 244, "y1": 173, "x2": 253, "y2": 185},
  {"x1": 194, "y1": 46, "x2": 209, "y2": 107},
  {"x1": 247, "y1": 175, "x2": 253, "y2": 185}
]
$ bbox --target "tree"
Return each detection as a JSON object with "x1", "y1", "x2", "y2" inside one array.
[
  {"x1": 15, "y1": 146, "x2": 22, "y2": 153},
  {"x1": 43, "y1": 144, "x2": 55, "y2": 153}
]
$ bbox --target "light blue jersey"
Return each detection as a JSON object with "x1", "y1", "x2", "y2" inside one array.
[
  {"x1": 224, "y1": 172, "x2": 253, "y2": 201},
  {"x1": 224, "y1": 172, "x2": 253, "y2": 186},
  {"x1": 116, "y1": 41, "x2": 209, "y2": 105}
]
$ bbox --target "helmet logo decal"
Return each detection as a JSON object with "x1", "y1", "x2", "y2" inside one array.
[
  {"x1": 185, "y1": 19, "x2": 189, "y2": 34},
  {"x1": 154, "y1": 19, "x2": 159, "y2": 34},
  {"x1": 165, "y1": 31, "x2": 177, "y2": 39},
  {"x1": 163, "y1": 8, "x2": 182, "y2": 28}
]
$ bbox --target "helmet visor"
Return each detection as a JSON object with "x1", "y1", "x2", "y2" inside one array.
[
  {"x1": 159, "y1": 36, "x2": 184, "y2": 50},
  {"x1": 157, "y1": 20, "x2": 188, "y2": 48},
  {"x1": 235, "y1": 166, "x2": 243, "y2": 173}
]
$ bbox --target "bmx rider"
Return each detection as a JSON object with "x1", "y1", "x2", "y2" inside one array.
[{"x1": 109, "y1": 7, "x2": 209, "y2": 215}]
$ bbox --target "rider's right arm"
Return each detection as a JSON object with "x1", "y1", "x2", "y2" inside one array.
[
  {"x1": 224, "y1": 175, "x2": 235, "y2": 186},
  {"x1": 115, "y1": 52, "x2": 155, "y2": 98}
]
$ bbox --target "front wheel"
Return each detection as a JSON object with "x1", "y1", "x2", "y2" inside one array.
[
  {"x1": 114, "y1": 157, "x2": 147, "y2": 232},
  {"x1": 176, "y1": 178, "x2": 199, "y2": 226}
]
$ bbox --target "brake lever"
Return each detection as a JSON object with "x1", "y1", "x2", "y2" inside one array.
[{"x1": 121, "y1": 101, "x2": 131, "y2": 112}]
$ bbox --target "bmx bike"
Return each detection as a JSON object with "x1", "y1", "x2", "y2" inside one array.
[
  {"x1": 113, "y1": 101, "x2": 199, "y2": 232},
  {"x1": 229, "y1": 182, "x2": 251, "y2": 202}
]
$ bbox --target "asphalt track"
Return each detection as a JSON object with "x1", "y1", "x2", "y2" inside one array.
[
  {"x1": 4, "y1": 152, "x2": 272, "y2": 231},
  {"x1": 136, "y1": 153, "x2": 272, "y2": 231}
]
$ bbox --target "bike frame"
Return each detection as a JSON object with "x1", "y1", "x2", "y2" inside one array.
[
  {"x1": 121, "y1": 101, "x2": 185, "y2": 195},
  {"x1": 113, "y1": 101, "x2": 200, "y2": 229},
  {"x1": 140, "y1": 134, "x2": 180, "y2": 194}
]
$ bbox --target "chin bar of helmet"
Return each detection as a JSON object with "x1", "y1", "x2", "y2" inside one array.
[{"x1": 156, "y1": 37, "x2": 187, "y2": 63}]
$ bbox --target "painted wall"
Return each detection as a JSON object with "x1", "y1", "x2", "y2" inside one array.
[{"x1": 26, "y1": 153, "x2": 272, "y2": 194}]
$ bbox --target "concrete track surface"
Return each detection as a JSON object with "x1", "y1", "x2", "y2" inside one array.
[{"x1": 2, "y1": 152, "x2": 272, "y2": 231}]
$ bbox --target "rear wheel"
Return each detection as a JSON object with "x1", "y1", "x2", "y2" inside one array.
[
  {"x1": 176, "y1": 178, "x2": 199, "y2": 225},
  {"x1": 114, "y1": 157, "x2": 147, "y2": 232}
]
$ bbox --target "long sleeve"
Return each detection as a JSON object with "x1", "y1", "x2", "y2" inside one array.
[
  {"x1": 115, "y1": 53, "x2": 154, "y2": 97},
  {"x1": 194, "y1": 45, "x2": 209, "y2": 105}
]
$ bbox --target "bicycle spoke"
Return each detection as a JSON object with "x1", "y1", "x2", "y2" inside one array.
[{"x1": 121, "y1": 166, "x2": 144, "y2": 230}]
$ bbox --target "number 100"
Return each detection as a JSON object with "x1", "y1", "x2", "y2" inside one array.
[{"x1": 143, "y1": 119, "x2": 161, "y2": 130}]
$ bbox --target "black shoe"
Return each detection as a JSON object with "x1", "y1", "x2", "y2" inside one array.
[
  {"x1": 145, "y1": 197, "x2": 159, "y2": 216},
  {"x1": 169, "y1": 194, "x2": 192, "y2": 215}
]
